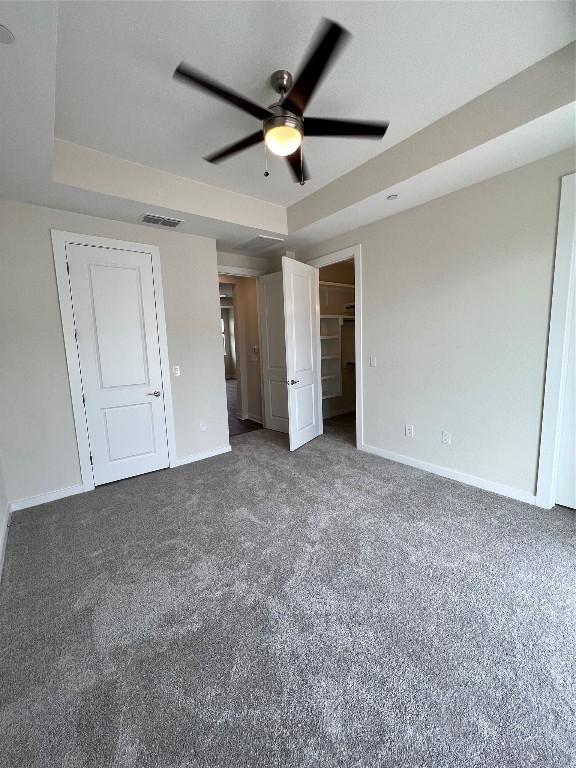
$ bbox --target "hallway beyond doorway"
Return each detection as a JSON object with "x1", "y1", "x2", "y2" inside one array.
[{"x1": 226, "y1": 380, "x2": 262, "y2": 437}]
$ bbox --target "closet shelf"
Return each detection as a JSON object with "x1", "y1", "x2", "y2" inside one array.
[{"x1": 320, "y1": 315, "x2": 343, "y2": 400}]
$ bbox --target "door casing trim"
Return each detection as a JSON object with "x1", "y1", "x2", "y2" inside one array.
[{"x1": 51, "y1": 230, "x2": 177, "y2": 492}]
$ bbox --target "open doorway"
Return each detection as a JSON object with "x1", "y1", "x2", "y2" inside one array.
[
  {"x1": 219, "y1": 277, "x2": 263, "y2": 438},
  {"x1": 308, "y1": 246, "x2": 363, "y2": 450},
  {"x1": 257, "y1": 250, "x2": 362, "y2": 452},
  {"x1": 318, "y1": 258, "x2": 356, "y2": 446}
]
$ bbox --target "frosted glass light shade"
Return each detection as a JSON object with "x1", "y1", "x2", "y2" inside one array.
[{"x1": 264, "y1": 125, "x2": 302, "y2": 157}]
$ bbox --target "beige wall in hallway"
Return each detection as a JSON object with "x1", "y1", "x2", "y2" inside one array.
[
  {"x1": 218, "y1": 276, "x2": 263, "y2": 423},
  {"x1": 0, "y1": 200, "x2": 229, "y2": 504},
  {"x1": 238, "y1": 277, "x2": 263, "y2": 423},
  {"x1": 300, "y1": 148, "x2": 575, "y2": 495}
]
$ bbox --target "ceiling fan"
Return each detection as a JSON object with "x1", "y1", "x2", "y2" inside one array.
[{"x1": 173, "y1": 18, "x2": 389, "y2": 185}]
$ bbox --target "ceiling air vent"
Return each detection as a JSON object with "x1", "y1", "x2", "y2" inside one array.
[
  {"x1": 140, "y1": 213, "x2": 183, "y2": 228},
  {"x1": 232, "y1": 235, "x2": 284, "y2": 255}
]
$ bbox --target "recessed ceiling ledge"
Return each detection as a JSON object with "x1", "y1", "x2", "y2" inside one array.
[
  {"x1": 287, "y1": 42, "x2": 576, "y2": 233},
  {"x1": 52, "y1": 140, "x2": 288, "y2": 236}
]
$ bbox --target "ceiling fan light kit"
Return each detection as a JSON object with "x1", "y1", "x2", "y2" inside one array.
[
  {"x1": 173, "y1": 18, "x2": 389, "y2": 186},
  {"x1": 263, "y1": 110, "x2": 303, "y2": 157}
]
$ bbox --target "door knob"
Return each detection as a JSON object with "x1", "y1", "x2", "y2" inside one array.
[
  {"x1": 147, "y1": 390, "x2": 162, "y2": 397},
  {"x1": 288, "y1": 380, "x2": 300, "y2": 386}
]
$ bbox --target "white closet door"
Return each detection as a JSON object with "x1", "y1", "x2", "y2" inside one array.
[
  {"x1": 67, "y1": 244, "x2": 169, "y2": 485},
  {"x1": 259, "y1": 271, "x2": 289, "y2": 432},
  {"x1": 282, "y1": 257, "x2": 323, "y2": 450}
]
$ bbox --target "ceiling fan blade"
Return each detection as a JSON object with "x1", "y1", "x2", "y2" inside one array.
[
  {"x1": 174, "y1": 62, "x2": 272, "y2": 121},
  {"x1": 285, "y1": 147, "x2": 311, "y2": 183},
  {"x1": 282, "y1": 18, "x2": 350, "y2": 115},
  {"x1": 205, "y1": 131, "x2": 263, "y2": 164},
  {"x1": 305, "y1": 117, "x2": 389, "y2": 139}
]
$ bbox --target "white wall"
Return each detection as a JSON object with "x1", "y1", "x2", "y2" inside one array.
[
  {"x1": 301, "y1": 149, "x2": 575, "y2": 497},
  {"x1": 217, "y1": 251, "x2": 268, "y2": 273},
  {"x1": 0, "y1": 200, "x2": 229, "y2": 505}
]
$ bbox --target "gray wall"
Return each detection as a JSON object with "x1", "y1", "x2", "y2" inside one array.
[
  {"x1": 0, "y1": 200, "x2": 229, "y2": 504},
  {"x1": 301, "y1": 149, "x2": 575, "y2": 495}
]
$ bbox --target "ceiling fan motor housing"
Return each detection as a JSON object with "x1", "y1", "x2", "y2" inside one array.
[{"x1": 263, "y1": 104, "x2": 303, "y2": 136}]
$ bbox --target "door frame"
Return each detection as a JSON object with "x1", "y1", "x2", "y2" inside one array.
[
  {"x1": 51, "y1": 230, "x2": 177, "y2": 493},
  {"x1": 536, "y1": 173, "x2": 576, "y2": 509},
  {"x1": 307, "y1": 245, "x2": 364, "y2": 448}
]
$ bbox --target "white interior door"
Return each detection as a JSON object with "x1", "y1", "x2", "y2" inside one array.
[
  {"x1": 556, "y1": 276, "x2": 575, "y2": 508},
  {"x1": 259, "y1": 272, "x2": 289, "y2": 432},
  {"x1": 67, "y1": 244, "x2": 170, "y2": 485},
  {"x1": 282, "y1": 257, "x2": 323, "y2": 451}
]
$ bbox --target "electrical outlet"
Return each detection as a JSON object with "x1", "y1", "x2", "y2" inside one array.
[
  {"x1": 441, "y1": 430, "x2": 451, "y2": 445},
  {"x1": 200, "y1": 422, "x2": 207, "y2": 432},
  {"x1": 172, "y1": 365, "x2": 181, "y2": 377},
  {"x1": 405, "y1": 424, "x2": 414, "y2": 438}
]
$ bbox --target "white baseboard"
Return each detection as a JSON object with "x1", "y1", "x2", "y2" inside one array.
[
  {"x1": 171, "y1": 444, "x2": 231, "y2": 468},
  {"x1": 359, "y1": 443, "x2": 537, "y2": 505},
  {"x1": 9, "y1": 482, "x2": 90, "y2": 513},
  {"x1": 239, "y1": 410, "x2": 263, "y2": 424},
  {"x1": 245, "y1": 413, "x2": 263, "y2": 424},
  {"x1": 8, "y1": 447, "x2": 233, "y2": 511}
]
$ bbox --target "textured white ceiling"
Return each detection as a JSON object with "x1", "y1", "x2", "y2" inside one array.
[{"x1": 55, "y1": 1, "x2": 575, "y2": 206}]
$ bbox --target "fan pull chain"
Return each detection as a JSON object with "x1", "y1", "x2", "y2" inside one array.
[
  {"x1": 300, "y1": 145, "x2": 305, "y2": 186},
  {"x1": 264, "y1": 145, "x2": 270, "y2": 178}
]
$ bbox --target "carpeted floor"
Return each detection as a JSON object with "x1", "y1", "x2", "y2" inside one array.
[{"x1": 0, "y1": 418, "x2": 575, "y2": 768}]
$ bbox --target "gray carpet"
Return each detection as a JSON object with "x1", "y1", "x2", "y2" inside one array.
[{"x1": 0, "y1": 417, "x2": 575, "y2": 768}]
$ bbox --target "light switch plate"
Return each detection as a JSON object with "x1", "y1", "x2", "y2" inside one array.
[{"x1": 172, "y1": 365, "x2": 181, "y2": 377}]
